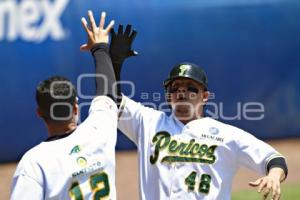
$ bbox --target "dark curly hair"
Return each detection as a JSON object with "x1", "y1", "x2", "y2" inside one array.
[{"x1": 36, "y1": 76, "x2": 77, "y2": 122}]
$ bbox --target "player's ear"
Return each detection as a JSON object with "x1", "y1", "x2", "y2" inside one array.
[
  {"x1": 202, "y1": 91, "x2": 210, "y2": 103},
  {"x1": 73, "y1": 103, "x2": 78, "y2": 115}
]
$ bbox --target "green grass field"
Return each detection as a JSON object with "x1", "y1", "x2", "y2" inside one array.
[{"x1": 232, "y1": 184, "x2": 300, "y2": 200}]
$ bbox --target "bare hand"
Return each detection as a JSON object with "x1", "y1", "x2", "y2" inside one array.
[
  {"x1": 249, "y1": 176, "x2": 281, "y2": 200},
  {"x1": 80, "y1": 10, "x2": 114, "y2": 51}
]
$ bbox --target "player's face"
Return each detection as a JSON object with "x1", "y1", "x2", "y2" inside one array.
[{"x1": 167, "y1": 78, "x2": 209, "y2": 124}]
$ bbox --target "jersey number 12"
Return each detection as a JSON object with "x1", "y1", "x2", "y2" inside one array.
[{"x1": 69, "y1": 172, "x2": 110, "y2": 200}]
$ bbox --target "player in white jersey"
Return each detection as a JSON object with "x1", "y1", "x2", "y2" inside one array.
[
  {"x1": 108, "y1": 26, "x2": 288, "y2": 199},
  {"x1": 10, "y1": 11, "x2": 118, "y2": 200}
]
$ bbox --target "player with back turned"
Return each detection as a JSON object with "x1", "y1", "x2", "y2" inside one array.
[
  {"x1": 108, "y1": 22, "x2": 288, "y2": 199},
  {"x1": 10, "y1": 11, "x2": 118, "y2": 200}
]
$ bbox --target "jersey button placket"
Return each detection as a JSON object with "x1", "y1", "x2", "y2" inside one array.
[
  {"x1": 169, "y1": 163, "x2": 176, "y2": 198},
  {"x1": 170, "y1": 137, "x2": 181, "y2": 198}
]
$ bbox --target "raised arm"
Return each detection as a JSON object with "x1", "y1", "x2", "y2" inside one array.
[
  {"x1": 81, "y1": 10, "x2": 117, "y2": 101},
  {"x1": 109, "y1": 24, "x2": 138, "y2": 101}
]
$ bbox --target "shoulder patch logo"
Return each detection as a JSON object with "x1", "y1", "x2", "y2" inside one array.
[
  {"x1": 209, "y1": 127, "x2": 219, "y2": 135},
  {"x1": 77, "y1": 157, "x2": 87, "y2": 167},
  {"x1": 69, "y1": 145, "x2": 81, "y2": 155}
]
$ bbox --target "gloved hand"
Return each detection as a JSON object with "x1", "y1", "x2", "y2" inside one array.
[
  {"x1": 110, "y1": 24, "x2": 138, "y2": 65},
  {"x1": 109, "y1": 24, "x2": 138, "y2": 103}
]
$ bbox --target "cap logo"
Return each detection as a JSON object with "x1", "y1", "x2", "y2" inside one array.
[{"x1": 179, "y1": 65, "x2": 190, "y2": 76}]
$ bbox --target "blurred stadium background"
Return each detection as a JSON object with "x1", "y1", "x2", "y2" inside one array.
[{"x1": 1, "y1": 0, "x2": 300, "y2": 199}]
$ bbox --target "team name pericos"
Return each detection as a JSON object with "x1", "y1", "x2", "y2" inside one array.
[{"x1": 150, "y1": 131, "x2": 218, "y2": 164}]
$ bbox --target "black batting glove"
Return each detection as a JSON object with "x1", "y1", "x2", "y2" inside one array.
[
  {"x1": 110, "y1": 24, "x2": 137, "y2": 103},
  {"x1": 110, "y1": 24, "x2": 138, "y2": 65}
]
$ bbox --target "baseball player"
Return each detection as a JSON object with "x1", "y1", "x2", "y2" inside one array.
[
  {"x1": 108, "y1": 25, "x2": 288, "y2": 199},
  {"x1": 10, "y1": 11, "x2": 118, "y2": 200}
]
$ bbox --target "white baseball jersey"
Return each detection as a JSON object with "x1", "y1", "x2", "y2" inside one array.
[
  {"x1": 11, "y1": 96, "x2": 118, "y2": 200},
  {"x1": 118, "y1": 96, "x2": 283, "y2": 200}
]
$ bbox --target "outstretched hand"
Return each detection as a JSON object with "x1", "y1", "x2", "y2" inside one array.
[
  {"x1": 249, "y1": 175, "x2": 282, "y2": 200},
  {"x1": 80, "y1": 10, "x2": 114, "y2": 51},
  {"x1": 110, "y1": 24, "x2": 138, "y2": 64}
]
